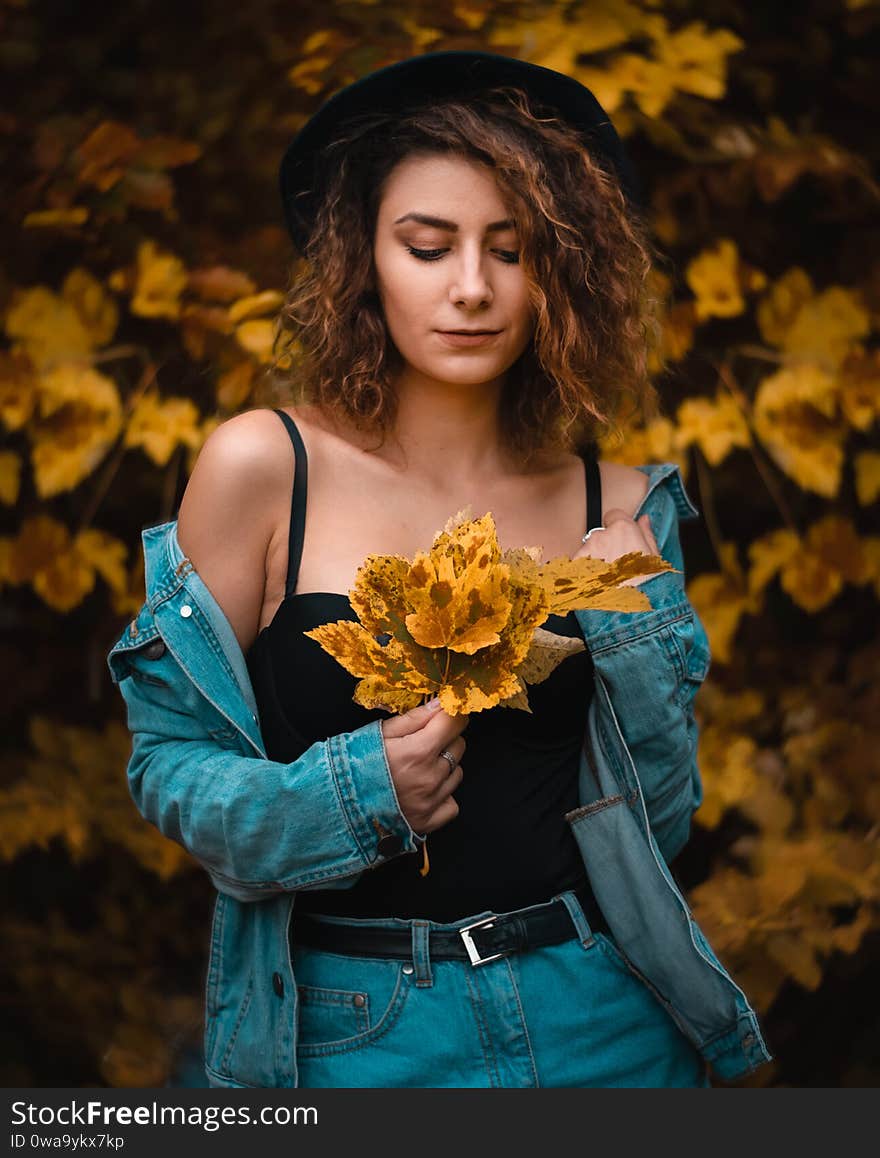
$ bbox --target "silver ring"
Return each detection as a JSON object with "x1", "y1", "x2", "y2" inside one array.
[
  {"x1": 438, "y1": 748, "x2": 457, "y2": 772},
  {"x1": 581, "y1": 524, "x2": 607, "y2": 543}
]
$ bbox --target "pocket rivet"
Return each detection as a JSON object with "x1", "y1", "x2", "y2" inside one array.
[
  {"x1": 353, "y1": 994, "x2": 366, "y2": 1007},
  {"x1": 402, "y1": 965, "x2": 414, "y2": 975}
]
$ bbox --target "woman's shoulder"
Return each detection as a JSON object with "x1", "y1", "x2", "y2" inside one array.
[{"x1": 203, "y1": 403, "x2": 335, "y2": 473}]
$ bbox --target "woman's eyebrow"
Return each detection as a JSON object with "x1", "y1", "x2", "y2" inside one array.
[{"x1": 392, "y1": 212, "x2": 515, "y2": 233}]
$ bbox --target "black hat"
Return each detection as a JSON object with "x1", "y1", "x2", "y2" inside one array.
[{"x1": 279, "y1": 50, "x2": 642, "y2": 253}]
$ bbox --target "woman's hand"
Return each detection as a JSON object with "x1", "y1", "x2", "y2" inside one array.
[
  {"x1": 381, "y1": 699, "x2": 469, "y2": 834},
  {"x1": 573, "y1": 508, "x2": 665, "y2": 586}
]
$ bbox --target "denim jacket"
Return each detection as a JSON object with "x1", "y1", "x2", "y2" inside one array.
[{"x1": 106, "y1": 462, "x2": 773, "y2": 1087}]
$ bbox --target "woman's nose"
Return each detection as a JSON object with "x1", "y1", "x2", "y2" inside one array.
[{"x1": 448, "y1": 251, "x2": 494, "y2": 308}]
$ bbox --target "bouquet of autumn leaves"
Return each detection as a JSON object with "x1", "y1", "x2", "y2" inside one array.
[
  {"x1": 304, "y1": 506, "x2": 676, "y2": 875},
  {"x1": 304, "y1": 505, "x2": 676, "y2": 717}
]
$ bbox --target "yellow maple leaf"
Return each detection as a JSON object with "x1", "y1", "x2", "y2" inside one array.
[
  {"x1": 30, "y1": 363, "x2": 122, "y2": 497},
  {"x1": 676, "y1": 392, "x2": 751, "y2": 466},
  {"x1": 778, "y1": 550, "x2": 844, "y2": 613},
  {"x1": 124, "y1": 391, "x2": 201, "y2": 466},
  {"x1": 753, "y1": 363, "x2": 845, "y2": 496},
  {"x1": 747, "y1": 528, "x2": 801, "y2": 596},
  {"x1": 758, "y1": 269, "x2": 870, "y2": 370},
  {"x1": 396, "y1": 511, "x2": 512, "y2": 654},
  {"x1": 536, "y1": 552, "x2": 666, "y2": 611},
  {"x1": 303, "y1": 620, "x2": 434, "y2": 713},
  {"x1": 685, "y1": 238, "x2": 747, "y2": 320},
  {"x1": 32, "y1": 548, "x2": 96, "y2": 612},
  {"x1": 786, "y1": 288, "x2": 870, "y2": 370},
  {"x1": 4, "y1": 285, "x2": 94, "y2": 371},
  {"x1": 651, "y1": 20, "x2": 744, "y2": 101},
  {"x1": 131, "y1": 240, "x2": 187, "y2": 321},
  {"x1": 753, "y1": 516, "x2": 870, "y2": 614}
]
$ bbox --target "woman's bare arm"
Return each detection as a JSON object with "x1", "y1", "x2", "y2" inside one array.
[{"x1": 176, "y1": 410, "x2": 287, "y2": 656}]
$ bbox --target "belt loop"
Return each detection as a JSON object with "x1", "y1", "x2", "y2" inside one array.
[
  {"x1": 411, "y1": 921, "x2": 433, "y2": 987},
  {"x1": 556, "y1": 889, "x2": 597, "y2": 951}
]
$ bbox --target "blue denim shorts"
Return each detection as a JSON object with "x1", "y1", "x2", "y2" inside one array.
[{"x1": 290, "y1": 887, "x2": 712, "y2": 1088}]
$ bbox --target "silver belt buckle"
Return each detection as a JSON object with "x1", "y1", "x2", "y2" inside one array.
[{"x1": 459, "y1": 916, "x2": 505, "y2": 966}]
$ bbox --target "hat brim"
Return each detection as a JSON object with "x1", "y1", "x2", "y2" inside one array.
[{"x1": 279, "y1": 50, "x2": 641, "y2": 252}]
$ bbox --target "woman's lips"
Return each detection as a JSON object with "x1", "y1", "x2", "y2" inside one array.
[{"x1": 436, "y1": 330, "x2": 501, "y2": 348}]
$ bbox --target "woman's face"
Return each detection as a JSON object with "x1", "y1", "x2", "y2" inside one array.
[{"x1": 372, "y1": 152, "x2": 535, "y2": 389}]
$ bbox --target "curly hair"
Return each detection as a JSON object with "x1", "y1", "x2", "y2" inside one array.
[{"x1": 272, "y1": 86, "x2": 664, "y2": 465}]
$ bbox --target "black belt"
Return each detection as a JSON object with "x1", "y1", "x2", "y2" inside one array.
[{"x1": 292, "y1": 884, "x2": 609, "y2": 968}]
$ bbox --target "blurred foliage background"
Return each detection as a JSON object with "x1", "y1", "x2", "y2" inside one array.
[{"x1": 1, "y1": 0, "x2": 878, "y2": 1087}]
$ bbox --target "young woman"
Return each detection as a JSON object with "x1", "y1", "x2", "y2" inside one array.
[{"x1": 110, "y1": 52, "x2": 772, "y2": 1088}]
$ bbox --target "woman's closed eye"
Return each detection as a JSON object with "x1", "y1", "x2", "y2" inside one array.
[{"x1": 406, "y1": 245, "x2": 520, "y2": 264}]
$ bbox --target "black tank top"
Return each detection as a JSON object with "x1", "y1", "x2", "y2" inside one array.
[{"x1": 245, "y1": 409, "x2": 602, "y2": 921}]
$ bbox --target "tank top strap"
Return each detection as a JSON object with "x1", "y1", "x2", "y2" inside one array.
[
  {"x1": 580, "y1": 447, "x2": 603, "y2": 534},
  {"x1": 271, "y1": 408, "x2": 308, "y2": 598}
]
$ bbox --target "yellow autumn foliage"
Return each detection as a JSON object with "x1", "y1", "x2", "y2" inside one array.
[
  {"x1": 5, "y1": 515, "x2": 129, "y2": 612},
  {"x1": 130, "y1": 239, "x2": 188, "y2": 320},
  {"x1": 31, "y1": 363, "x2": 123, "y2": 497},
  {"x1": 4, "y1": 268, "x2": 118, "y2": 372},
  {"x1": 687, "y1": 543, "x2": 760, "y2": 664},
  {"x1": 685, "y1": 238, "x2": 746, "y2": 320},
  {"x1": 306, "y1": 507, "x2": 673, "y2": 715},
  {"x1": 676, "y1": 391, "x2": 751, "y2": 466},
  {"x1": 123, "y1": 391, "x2": 203, "y2": 466},
  {"x1": 2, "y1": 0, "x2": 878, "y2": 1088},
  {"x1": 753, "y1": 362, "x2": 846, "y2": 496},
  {"x1": 757, "y1": 268, "x2": 872, "y2": 370},
  {"x1": 0, "y1": 718, "x2": 193, "y2": 878}
]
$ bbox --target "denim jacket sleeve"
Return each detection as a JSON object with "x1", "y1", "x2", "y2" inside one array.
[
  {"x1": 109, "y1": 617, "x2": 424, "y2": 903},
  {"x1": 573, "y1": 469, "x2": 710, "y2": 864}
]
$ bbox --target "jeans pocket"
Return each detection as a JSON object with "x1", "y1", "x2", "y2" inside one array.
[
  {"x1": 592, "y1": 932, "x2": 657, "y2": 990},
  {"x1": 294, "y1": 948, "x2": 411, "y2": 1058}
]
